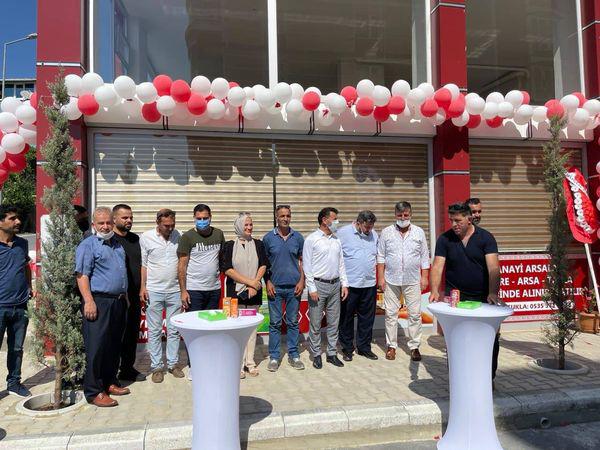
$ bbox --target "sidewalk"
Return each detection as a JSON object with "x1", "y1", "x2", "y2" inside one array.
[{"x1": 1, "y1": 329, "x2": 599, "y2": 449}]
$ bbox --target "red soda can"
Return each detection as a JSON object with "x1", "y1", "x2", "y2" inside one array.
[{"x1": 450, "y1": 289, "x2": 460, "y2": 307}]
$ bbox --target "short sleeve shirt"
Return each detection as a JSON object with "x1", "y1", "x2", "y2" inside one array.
[
  {"x1": 75, "y1": 236, "x2": 128, "y2": 295},
  {"x1": 0, "y1": 236, "x2": 30, "y2": 306},
  {"x1": 262, "y1": 228, "x2": 304, "y2": 286},
  {"x1": 434, "y1": 226, "x2": 498, "y2": 300},
  {"x1": 177, "y1": 227, "x2": 225, "y2": 291}
]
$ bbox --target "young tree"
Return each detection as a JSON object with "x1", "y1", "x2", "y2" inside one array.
[
  {"x1": 541, "y1": 115, "x2": 579, "y2": 370},
  {"x1": 31, "y1": 75, "x2": 85, "y2": 408}
]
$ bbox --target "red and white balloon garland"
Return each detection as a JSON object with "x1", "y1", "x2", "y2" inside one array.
[
  {"x1": 61, "y1": 73, "x2": 600, "y2": 131},
  {"x1": 0, "y1": 93, "x2": 37, "y2": 188}
]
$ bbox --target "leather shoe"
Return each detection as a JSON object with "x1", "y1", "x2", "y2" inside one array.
[
  {"x1": 108, "y1": 384, "x2": 130, "y2": 396},
  {"x1": 326, "y1": 355, "x2": 344, "y2": 367},
  {"x1": 342, "y1": 351, "x2": 353, "y2": 362},
  {"x1": 410, "y1": 349, "x2": 422, "y2": 362},
  {"x1": 312, "y1": 355, "x2": 322, "y2": 369},
  {"x1": 385, "y1": 347, "x2": 396, "y2": 360},
  {"x1": 357, "y1": 350, "x2": 379, "y2": 360},
  {"x1": 91, "y1": 392, "x2": 118, "y2": 407}
]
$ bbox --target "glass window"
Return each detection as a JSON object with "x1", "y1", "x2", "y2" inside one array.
[
  {"x1": 94, "y1": 0, "x2": 268, "y2": 85},
  {"x1": 466, "y1": 0, "x2": 580, "y2": 104},
  {"x1": 277, "y1": 0, "x2": 427, "y2": 93}
]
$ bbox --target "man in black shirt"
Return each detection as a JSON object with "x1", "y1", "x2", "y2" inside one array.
[
  {"x1": 429, "y1": 202, "x2": 503, "y2": 380},
  {"x1": 113, "y1": 204, "x2": 146, "y2": 382}
]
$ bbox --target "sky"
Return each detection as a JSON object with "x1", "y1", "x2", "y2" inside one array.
[{"x1": 0, "y1": 0, "x2": 37, "y2": 79}]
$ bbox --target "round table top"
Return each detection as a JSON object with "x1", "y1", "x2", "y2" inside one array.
[
  {"x1": 171, "y1": 310, "x2": 264, "y2": 331},
  {"x1": 427, "y1": 301, "x2": 513, "y2": 319}
]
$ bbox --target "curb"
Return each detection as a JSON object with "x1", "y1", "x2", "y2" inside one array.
[{"x1": 2, "y1": 387, "x2": 600, "y2": 449}]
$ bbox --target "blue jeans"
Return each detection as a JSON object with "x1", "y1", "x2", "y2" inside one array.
[
  {"x1": 147, "y1": 291, "x2": 182, "y2": 371},
  {"x1": 0, "y1": 304, "x2": 29, "y2": 387},
  {"x1": 268, "y1": 286, "x2": 300, "y2": 360}
]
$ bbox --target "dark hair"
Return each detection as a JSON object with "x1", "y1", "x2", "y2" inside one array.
[
  {"x1": 156, "y1": 208, "x2": 176, "y2": 222},
  {"x1": 465, "y1": 198, "x2": 481, "y2": 206},
  {"x1": 448, "y1": 202, "x2": 472, "y2": 216},
  {"x1": 276, "y1": 204, "x2": 291, "y2": 213},
  {"x1": 112, "y1": 203, "x2": 132, "y2": 213},
  {"x1": 318, "y1": 207, "x2": 338, "y2": 225},
  {"x1": 0, "y1": 205, "x2": 19, "y2": 222},
  {"x1": 395, "y1": 201, "x2": 412, "y2": 213},
  {"x1": 73, "y1": 205, "x2": 87, "y2": 214},
  {"x1": 356, "y1": 210, "x2": 377, "y2": 224},
  {"x1": 193, "y1": 203, "x2": 211, "y2": 215}
]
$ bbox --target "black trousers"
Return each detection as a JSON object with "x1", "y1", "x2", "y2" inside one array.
[
  {"x1": 339, "y1": 286, "x2": 377, "y2": 353},
  {"x1": 119, "y1": 292, "x2": 141, "y2": 374},
  {"x1": 492, "y1": 333, "x2": 500, "y2": 379},
  {"x1": 83, "y1": 294, "x2": 126, "y2": 400}
]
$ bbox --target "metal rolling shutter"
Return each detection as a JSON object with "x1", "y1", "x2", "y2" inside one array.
[
  {"x1": 94, "y1": 133, "x2": 275, "y2": 240},
  {"x1": 274, "y1": 140, "x2": 430, "y2": 239},
  {"x1": 470, "y1": 145, "x2": 583, "y2": 252}
]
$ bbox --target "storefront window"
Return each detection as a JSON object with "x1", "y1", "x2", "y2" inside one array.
[
  {"x1": 94, "y1": 0, "x2": 269, "y2": 85},
  {"x1": 466, "y1": 0, "x2": 581, "y2": 104},
  {"x1": 277, "y1": 0, "x2": 427, "y2": 93}
]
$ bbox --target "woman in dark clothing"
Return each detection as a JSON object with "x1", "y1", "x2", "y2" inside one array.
[{"x1": 221, "y1": 212, "x2": 268, "y2": 378}]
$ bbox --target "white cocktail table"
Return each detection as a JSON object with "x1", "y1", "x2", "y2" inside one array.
[
  {"x1": 171, "y1": 311, "x2": 264, "y2": 450},
  {"x1": 427, "y1": 302, "x2": 513, "y2": 450}
]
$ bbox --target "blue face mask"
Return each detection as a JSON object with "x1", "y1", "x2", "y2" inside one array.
[{"x1": 195, "y1": 218, "x2": 211, "y2": 230}]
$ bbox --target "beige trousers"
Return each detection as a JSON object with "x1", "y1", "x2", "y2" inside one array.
[
  {"x1": 384, "y1": 283, "x2": 422, "y2": 350},
  {"x1": 240, "y1": 304, "x2": 260, "y2": 370}
]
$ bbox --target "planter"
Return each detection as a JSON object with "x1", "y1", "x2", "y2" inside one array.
[
  {"x1": 578, "y1": 312, "x2": 600, "y2": 334},
  {"x1": 528, "y1": 358, "x2": 589, "y2": 375},
  {"x1": 16, "y1": 390, "x2": 86, "y2": 417}
]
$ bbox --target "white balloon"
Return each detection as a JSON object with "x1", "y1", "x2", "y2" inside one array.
[
  {"x1": 0, "y1": 147, "x2": 5, "y2": 164},
  {"x1": 407, "y1": 88, "x2": 426, "y2": 106},
  {"x1": 317, "y1": 108, "x2": 335, "y2": 127},
  {"x1": 136, "y1": 82, "x2": 158, "y2": 104},
  {"x1": 305, "y1": 86, "x2": 322, "y2": 97},
  {"x1": 227, "y1": 86, "x2": 246, "y2": 107},
  {"x1": 62, "y1": 97, "x2": 82, "y2": 120},
  {"x1": 486, "y1": 92, "x2": 504, "y2": 104},
  {"x1": 465, "y1": 95, "x2": 485, "y2": 115},
  {"x1": 372, "y1": 85, "x2": 391, "y2": 107},
  {"x1": 122, "y1": 99, "x2": 142, "y2": 119},
  {"x1": 64, "y1": 74, "x2": 83, "y2": 97},
  {"x1": 329, "y1": 95, "x2": 347, "y2": 115},
  {"x1": 15, "y1": 104, "x2": 36, "y2": 125},
  {"x1": 290, "y1": 83, "x2": 304, "y2": 100},
  {"x1": 243, "y1": 87, "x2": 255, "y2": 100},
  {"x1": 242, "y1": 100, "x2": 261, "y2": 120},
  {"x1": 1, "y1": 133, "x2": 25, "y2": 154},
  {"x1": 94, "y1": 85, "x2": 119, "y2": 107},
  {"x1": 481, "y1": 102, "x2": 499, "y2": 120},
  {"x1": 18, "y1": 124, "x2": 36, "y2": 146},
  {"x1": 444, "y1": 84, "x2": 460, "y2": 99},
  {"x1": 451, "y1": 111, "x2": 469, "y2": 127},
  {"x1": 206, "y1": 99, "x2": 226, "y2": 119},
  {"x1": 497, "y1": 101, "x2": 515, "y2": 118},
  {"x1": 513, "y1": 104, "x2": 533, "y2": 125},
  {"x1": 113, "y1": 76, "x2": 136, "y2": 99},
  {"x1": 391, "y1": 80, "x2": 411, "y2": 98},
  {"x1": 285, "y1": 99, "x2": 303, "y2": 116},
  {"x1": 211, "y1": 78, "x2": 230, "y2": 100},
  {"x1": 265, "y1": 103, "x2": 283, "y2": 115},
  {"x1": 1, "y1": 97, "x2": 21, "y2": 114},
  {"x1": 560, "y1": 94, "x2": 579, "y2": 113},
  {"x1": 418, "y1": 83, "x2": 435, "y2": 98},
  {"x1": 273, "y1": 82, "x2": 292, "y2": 104},
  {"x1": 356, "y1": 79, "x2": 375, "y2": 98},
  {"x1": 505, "y1": 90, "x2": 524, "y2": 108},
  {"x1": 586, "y1": 116, "x2": 599, "y2": 130},
  {"x1": 191, "y1": 76, "x2": 212, "y2": 96},
  {"x1": 256, "y1": 88, "x2": 276, "y2": 108},
  {"x1": 583, "y1": 99, "x2": 600, "y2": 116},
  {"x1": 429, "y1": 109, "x2": 447, "y2": 126},
  {"x1": 532, "y1": 106, "x2": 548, "y2": 123},
  {"x1": 0, "y1": 112, "x2": 19, "y2": 133},
  {"x1": 172, "y1": 102, "x2": 190, "y2": 120},
  {"x1": 224, "y1": 104, "x2": 240, "y2": 121},
  {"x1": 81, "y1": 73, "x2": 104, "y2": 94},
  {"x1": 571, "y1": 108, "x2": 591, "y2": 129},
  {"x1": 156, "y1": 95, "x2": 176, "y2": 116}
]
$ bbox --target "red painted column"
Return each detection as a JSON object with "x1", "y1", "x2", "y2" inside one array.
[
  {"x1": 35, "y1": 0, "x2": 88, "y2": 259},
  {"x1": 431, "y1": 0, "x2": 469, "y2": 234}
]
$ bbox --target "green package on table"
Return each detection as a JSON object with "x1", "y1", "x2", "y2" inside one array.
[
  {"x1": 197, "y1": 310, "x2": 227, "y2": 321},
  {"x1": 456, "y1": 301, "x2": 482, "y2": 310}
]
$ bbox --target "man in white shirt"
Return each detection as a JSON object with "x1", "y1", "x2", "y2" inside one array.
[
  {"x1": 377, "y1": 201, "x2": 430, "y2": 362},
  {"x1": 140, "y1": 209, "x2": 183, "y2": 383},
  {"x1": 302, "y1": 207, "x2": 349, "y2": 369}
]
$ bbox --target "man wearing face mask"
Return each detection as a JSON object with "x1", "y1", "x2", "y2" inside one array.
[
  {"x1": 302, "y1": 207, "x2": 349, "y2": 369},
  {"x1": 177, "y1": 204, "x2": 225, "y2": 312},
  {"x1": 377, "y1": 201, "x2": 430, "y2": 362},
  {"x1": 465, "y1": 198, "x2": 483, "y2": 225},
  {"x1": 75, "y1": 207, "x2": 129, "y2": 407}
]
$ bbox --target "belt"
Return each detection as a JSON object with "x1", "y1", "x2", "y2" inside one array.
[
  {"x1": 314, "y1": 277, "x2": 339, "y2": 284},
  {"x1": 92, "y1": 292, "x2": 127, "y2": 300}
]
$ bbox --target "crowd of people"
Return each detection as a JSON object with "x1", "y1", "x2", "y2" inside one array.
[{"x1": 0, "y1": 197, "x2": 503, "y2": 408}]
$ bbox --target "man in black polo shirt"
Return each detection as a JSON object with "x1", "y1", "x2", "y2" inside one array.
[{"x1": 429, "y1": 202, "x2": 503, "y2": 381}]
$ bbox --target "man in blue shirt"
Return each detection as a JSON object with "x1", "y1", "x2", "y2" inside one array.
[
  {"x1": 76, "y1": 206, "x2": 130, "y2": 407},
  {"x1": 337, "y1": 211, "x2": 379, "y2": 361},
  {"x1": 0, "y1": 206, "x2": 32, "y2": 398},
  {"x1": 263, "y1": 205, "x2": 305, "y2": 372}
]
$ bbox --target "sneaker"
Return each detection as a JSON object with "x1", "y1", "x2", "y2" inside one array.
[
  {"x1": 7, "y1": 383, "x2": 31, "y2": 398},
  {"x1": 288, "y1": 357, "x2": 305, "y2": 370},
  {"x1": 151, "y1": 371, "x2": 164, "y2": 383},
  {"x1": 267, "y1": 359, "x2": 279, "y2": 372},
  {"x1": 168, "y1": 367, "x2": 185, "y2": 378}
]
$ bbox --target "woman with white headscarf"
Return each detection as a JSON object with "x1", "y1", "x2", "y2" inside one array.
[{"x1": 220, "y1": 212, "x2": 269, "y2": 378}]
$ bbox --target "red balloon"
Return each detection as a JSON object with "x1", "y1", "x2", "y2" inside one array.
[
  {"x1": 340, "y1": 86, "x2": 358, "y2": 106},
  {"x1": 434, "y1": 88, "x2": 452, "y2": 110},
  {"x1": 141, "y1": 102, "x2": 162, "y2": 122},
  {"x1": 572, "y1": 92, "x2": 586, "y2": 107},
  {"x1": 30, "y1": 92, "x2": 38, "y2": 109},
  {"x1": 466, "y1": 114, "x2": 481, "y2": 129},
  {"x1": 6, "y1": 153, "x2": 26, "y2": 172},
  {"x1": 205, "y1": 94, "x2": 215, "y2": 102},
  {"x1": 355, "y1": 97, "x2": 374, "y2": 116},
  {"x1": 373, "y1": 106, "x2": 390, "y2": 123},
  {"x1": 19, "y1": 144, "x2": 30, "y2": 156},
  {"x1": 187, "y1": 94, "x2": 207, "y2": 115},
  {"x1": 302, "y1": 92, "x2": 320, "y2": 111},
  {"x1": 77, "y1": 94, "x2": 99, "y2": 116},
  {"x1": 420, "y1": 99, "x2": 439, "y2": 117},
  {"x1": 545, "y1": 99, "x2": 565, "y2": 119},
  {"x1": 387, "y1": 96, "x2": 406, "y2": 114},
  {"x1": 486, "y1": 116, "x2": 504, "y2": 128},
  {"x1": 228, "y1": 81, "x2": 239, "y2": 88},
  {"x1": 0, "y1": 168, "x2": 8, "y2": 184},
  {"x1": 170, "y1": 80, "x2": 191, "y2": 103},
  {"x1": 153, "y1": 75, "x2": 173, "y2": 97},
  {"x1": 447, "y1": 94, "x2": 465, "y2": 119},
  {"x1": 521, "y1": 91, "x2": 530, "y2": 105}
]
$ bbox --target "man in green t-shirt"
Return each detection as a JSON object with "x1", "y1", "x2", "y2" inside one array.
[{"x1": 177, "y1": 204, "x2": 225, "y2": 312}]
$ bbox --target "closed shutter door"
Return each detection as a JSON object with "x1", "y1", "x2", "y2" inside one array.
[
  {"x1": 470, "y1": 145, "x2": 582, "y2": 252},
  {"x1": 94, "y1": 133, "x2": 275, "y2": 240},
  {"x1": 275, "y1": 140, "x2": 430, "y2": 239}
]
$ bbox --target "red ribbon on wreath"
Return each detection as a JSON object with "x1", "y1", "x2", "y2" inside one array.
[{"x1": 563, "y1": 168, "x2": 599, "y2": 244}]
